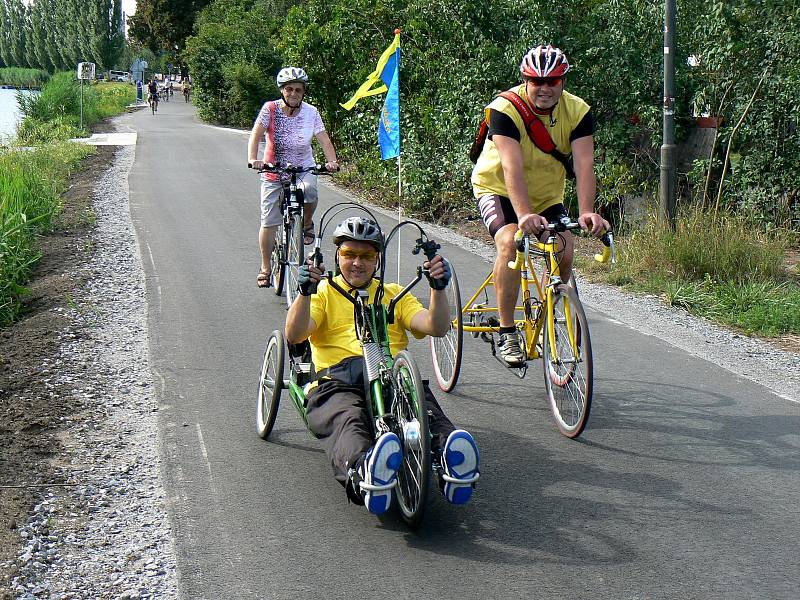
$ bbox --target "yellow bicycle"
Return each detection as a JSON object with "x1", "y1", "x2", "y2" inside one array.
[{"x1": 430, "y1": 218, "x2": 615, "y2": 438}]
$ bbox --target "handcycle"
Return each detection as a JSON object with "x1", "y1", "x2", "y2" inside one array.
[
  {"x1": 430, "y1": 216, "x2": 615, "y2": 438},
  {"x1": 253, "y1": 162, "x2": 333, "y2": 308},
  {"x1": 256, "y1": 203, "x2": 451, "y2": 528}
]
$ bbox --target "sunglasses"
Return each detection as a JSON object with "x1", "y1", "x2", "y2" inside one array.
[
  {"x1": 338, "y1": 249, "x2": 379, "y2": 261},
  {"x1": 527, "y1": 77, "x2": 564, "y2": 87}
]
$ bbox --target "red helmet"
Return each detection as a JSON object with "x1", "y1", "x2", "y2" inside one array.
[{"x1": 520, "y1": 45, "x2": 570, "y2": 78}]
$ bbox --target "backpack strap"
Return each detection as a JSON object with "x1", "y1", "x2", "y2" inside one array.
[{"x1": 497, "y1": 91, "x2": 575, "y2": 179}]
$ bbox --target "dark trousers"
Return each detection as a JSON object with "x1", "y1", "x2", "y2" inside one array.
[{"x1": 305, "y1": 379, "x2": 456, "y2": 487}]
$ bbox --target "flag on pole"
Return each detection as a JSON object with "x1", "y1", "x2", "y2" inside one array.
[{"x1": 341, "y1": 30, "x2": 401, "y2": 160}]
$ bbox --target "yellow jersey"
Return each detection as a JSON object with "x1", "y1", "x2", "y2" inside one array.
[
  {"x1": 309, "y1": 275, "x2": 426, "y2": 371},
  {"x1": 471, "y1": 85, "x2": 591, "y2": 214}
]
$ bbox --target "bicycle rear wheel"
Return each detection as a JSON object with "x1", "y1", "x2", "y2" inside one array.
[
  {"x1": 256, "y1": 330, "x2": 285, "y2": 439},
  {"x1": 284, "y1": 213, "x2": 304, "y2": 308},
  {"x1": 542, "y1": 283, "x2": 592, "y2": 438},
  {"x1": 391, "y1": 350, "x2": 431, "y2": 529},
  {"x1": 429, "y1": 262, "x2": 463, "y2": 392}
]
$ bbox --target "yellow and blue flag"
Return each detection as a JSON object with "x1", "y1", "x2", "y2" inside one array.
[{"x1": 341, "y1": 31, "x2": 401, "y2": 160}]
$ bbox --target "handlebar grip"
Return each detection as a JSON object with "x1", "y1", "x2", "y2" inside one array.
[{"x1": 593, "y1": 230, "x2": 616, "y2": 264}]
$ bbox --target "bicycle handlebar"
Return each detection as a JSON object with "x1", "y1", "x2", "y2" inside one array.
[
  {"x1": 250, "y1": 161, "x2": 337, "y2": 175},
  {"x1": 508, "y1": 221, "x2": 617, "y2": 270}
]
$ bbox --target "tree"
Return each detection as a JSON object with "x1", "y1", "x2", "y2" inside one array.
[{"x1": 129, "y1": 0, "x2": 214, "y2": 53}]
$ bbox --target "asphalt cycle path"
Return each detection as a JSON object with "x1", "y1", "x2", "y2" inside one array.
[{"x1": 119, "y1": 100, "x2": 800, "y2": 600}]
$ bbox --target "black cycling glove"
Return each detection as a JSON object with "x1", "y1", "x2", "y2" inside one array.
[
  {"x1": 297, "y1": 264, "x2": 318, "y2": 296},
  {"x1": 425, "y1": 259, "x2": 451, "y2": 291}
]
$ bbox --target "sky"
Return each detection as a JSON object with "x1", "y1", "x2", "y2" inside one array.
[{"x1": 123, "y1": 0, "x2": 136, "y2": 17}]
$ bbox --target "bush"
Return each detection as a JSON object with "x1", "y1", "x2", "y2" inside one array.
[{"x1": 0, "y1": 67, "x2": 50, "y2": 88}]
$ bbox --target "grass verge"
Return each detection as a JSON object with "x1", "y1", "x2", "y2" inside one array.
[{"x1": 577, "y1": 207, "x2": 799, "y2": 338}]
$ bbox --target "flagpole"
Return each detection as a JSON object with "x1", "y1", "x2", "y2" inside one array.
[{"x1": 395, "y1": 29, "x2": 402, "y2": 282}]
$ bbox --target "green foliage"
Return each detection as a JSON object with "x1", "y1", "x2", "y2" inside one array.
[
  {"x1": 0, "y1": 67, "x2": 49, "y2": 88},
  {"x1": 16, "y1": 75, "x2": 134, "y2": 144},
  {"x1": 183, "y1": 0, "x2": 282, "y2": 126},
  {"x1": 0, "y1": 142, "x2": 93, "y2": 324}
]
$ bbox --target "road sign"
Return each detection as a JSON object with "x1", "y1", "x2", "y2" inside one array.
[{"x1": 77, "y1": 62, "x2": 95, "y2": 80}]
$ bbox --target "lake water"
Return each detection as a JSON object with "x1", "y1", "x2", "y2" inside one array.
[{"x1": 0, "y1": 88, "x2": 29, "y2": 140}]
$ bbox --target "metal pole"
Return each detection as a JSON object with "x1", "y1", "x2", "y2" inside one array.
[
  {"x1": 80, "y1": 79, "x2": 83, "y2": 130},
  {"x1": 659, "y1": 0, "x2": 677, "y2": 226}
]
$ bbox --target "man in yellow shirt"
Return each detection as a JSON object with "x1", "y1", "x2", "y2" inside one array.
[
  {"x1": 285, "y1": 216, "x2": 479, "y2": 515},
  {"x1": 471, "y1": 44, "x2": 609, "y2": 366}
]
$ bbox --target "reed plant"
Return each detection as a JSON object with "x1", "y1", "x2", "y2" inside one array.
[
  {"x1": 0, "y1": 142, "x2": 93, "y2": 324},
  {"x1": 578, "y1": 205, "x2": 799, "y2": 337},
  {"x1": 0, "y1": 67, "x2": 50, "y2": 89}
]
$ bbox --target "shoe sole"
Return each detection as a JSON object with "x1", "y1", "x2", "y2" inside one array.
[
  {"x1": 443, "y1": 430, "x2": 480, "y2": 505},
  {"x1": 364, "y1": 434, "x2": 402, "y2": 514}
]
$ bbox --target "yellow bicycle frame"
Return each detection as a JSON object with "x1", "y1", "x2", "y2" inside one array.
[{"x1": 459, "y1": 227, "x2": 612, "y2": 364}]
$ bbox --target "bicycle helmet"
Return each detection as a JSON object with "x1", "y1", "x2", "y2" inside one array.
[
  {"x1": 520, "y1": 45, "x2": 570, "y2": 78},
  {"x1": 276, "y1": 67, "x2": 308, "y2": 88},
  {"x1": 332, "y1": 217, "x2": 383, "y2": 251}
]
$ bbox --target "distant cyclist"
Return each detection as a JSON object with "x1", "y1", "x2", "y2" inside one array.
[
  {"x1": 247, "y1": 67, "x2": 340, "y2": 288},
  {"x1": 471, "y1": 44, "x2": 609, "y2": 366},
  {"x1": 147, "y1": 79, "x2": 159, "y2": 111},
  {"x1": 284, "y1": 216, "x2": 480, "y2": 514}
]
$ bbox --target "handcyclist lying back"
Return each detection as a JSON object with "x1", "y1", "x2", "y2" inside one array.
[{"x1": 284, "y1": 216, "x2": 480, "y2": 515}]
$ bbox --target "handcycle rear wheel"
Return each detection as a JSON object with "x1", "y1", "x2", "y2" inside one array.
[
  {"x1": 429, "y1": 262, "x2": 463, "y2": 392},
  {"x1": 284, "y1": 213, "x2": 304, "y2": 308},
  {"x1": 256, "y1": 330, "x2": 285, "y2": 439},
  {"x1": 542, "y1": 283, "x2": 593, "y2": 438},
  {"x1": 391, "y1": 350, "x2": 431, "y2": 528}
]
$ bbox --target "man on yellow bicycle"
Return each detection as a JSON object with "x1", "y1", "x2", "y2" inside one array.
[
  {"x1": 471, "y1": 44, "x2": 609, "y2": 366},
  {"x1": 284, "y1": 217, "x2": 479, "y2": 515}
]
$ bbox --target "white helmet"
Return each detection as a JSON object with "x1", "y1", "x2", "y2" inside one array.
[
  {"x1": 276, "y1": 67, "x2": 308, "y2": 88},
  {"x1": 520, "y1": 45, "x2": 571, "y2": 78}
]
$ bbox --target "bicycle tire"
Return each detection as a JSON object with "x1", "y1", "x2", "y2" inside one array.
[
  {"x1": 542, "y1": 284, "x2": 593, "y2": 438},
  {"x1": 271, "y1": 235, "x2": 286, "y2": 296},
  {"x1": 284, "y1": 213, "x2": 304, "y2": 308},
  {"x1": 429, "y1": 262, "x2": 463, "y2": 392},
  {"x1": 391, "y1": 350, "x2": 431, "y2": 529},
  {"x1": 256, "y1": 330, "x2": 285, "y2": 439}
]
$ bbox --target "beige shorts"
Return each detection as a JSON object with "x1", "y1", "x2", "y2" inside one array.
[{"x1": 260, "y1": 172, "x2": 319, "y2": 228}]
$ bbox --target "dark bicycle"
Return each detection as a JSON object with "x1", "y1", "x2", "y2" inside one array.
[{"x1": 256, "y1": 162, "x2": 333, "y2": 307}]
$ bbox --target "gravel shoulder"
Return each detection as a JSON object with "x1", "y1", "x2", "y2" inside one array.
[
  {"x1": 1, "y1": 128, "x2": 797, "y2": 599},
  {"x1": 0, "y1": 142, "x2": 177, "y2": 599}
]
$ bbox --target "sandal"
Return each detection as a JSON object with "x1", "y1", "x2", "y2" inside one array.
[
  {"x1": 303, "y1": 222, "x2": 315, "y2": 246},
  {"x1": 256, "y1": 269, "x2": 272, "y2": 288}
]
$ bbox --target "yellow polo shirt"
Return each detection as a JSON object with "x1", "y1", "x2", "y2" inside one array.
[
  {"x1": 471, "y1": 85, "x2": 590, "y2": 214},
  {"x1": 309, "y1": 275, "x2": 426, "y2": 371}
]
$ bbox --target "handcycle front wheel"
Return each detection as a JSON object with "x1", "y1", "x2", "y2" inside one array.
[
  {"x1": 542, "y1": 283, "x2": 593, "y2": 438},
  {"x1": 391, "y1": 350, "x2": 431, "y2": 529},
  {"x1": 284, "y1": 213, "x2": 304, "y2": 308},
  {"x1": 429, "y1": 262, "x2": 463, "y2": 392},
  {"x1": 256, "y1": 330, "x2": 286, "y2": 439}
]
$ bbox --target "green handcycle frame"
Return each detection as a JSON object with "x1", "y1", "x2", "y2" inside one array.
[
  {"x1": 256, "y1": 203, "x2": 445, "y2": 528},
  {"x1": 430, "y1": 218, "x2": 615, "y2": 438}
]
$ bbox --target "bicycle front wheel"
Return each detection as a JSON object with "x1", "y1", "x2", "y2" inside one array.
[
  {"x1": 429, "y1": 262, "x2": 463, "y2": 392},
  {"x1": 391, "y1": 350, "x2": 431, "y2": 529},
  {"x1": 271, "y1": 236, "x2": 285, "y2": 296},
  {"x1": 284, "y1": 213, "x2": 304, "y2": 308},
  {"x1": 542, "y1": 283, "x2": 593, "y2": 438},
  {"x1": 256, "y1": 330, "x2": 285, "y2": 439}
]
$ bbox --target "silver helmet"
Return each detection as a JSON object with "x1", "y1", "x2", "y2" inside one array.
[{"x1": 332, "y1": 217, "x2": 383, "y2": 251}]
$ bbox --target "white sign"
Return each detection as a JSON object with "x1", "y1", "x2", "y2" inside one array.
[{"x1": 77, "y1": 62, "x2": 95, "y2": 80}]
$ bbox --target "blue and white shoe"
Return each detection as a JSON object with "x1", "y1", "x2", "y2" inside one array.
[
  {"x1": 441, "y1": 430, "x2": 480, "y2": 505},
  {"x1": 360, "y1": 432, "x2": 402, "y2": 515}
]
